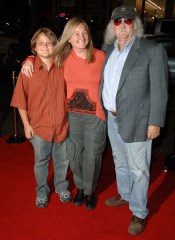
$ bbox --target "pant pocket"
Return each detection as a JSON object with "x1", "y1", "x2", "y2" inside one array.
[{"x1": 92, "y1": 120, "x2": 106, "y2": 155}]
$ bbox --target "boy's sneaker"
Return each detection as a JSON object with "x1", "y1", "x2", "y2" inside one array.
[
  {"x1": 58, "y1": 190, "x2": 71, "y2": 203},
  {"x1": 36, "y1": 196, "x2": 48, "y2": 208}
]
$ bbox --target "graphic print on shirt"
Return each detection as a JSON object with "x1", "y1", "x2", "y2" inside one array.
[{"x1": 67, "y1": 89, "x2": 96, "y2": 114}]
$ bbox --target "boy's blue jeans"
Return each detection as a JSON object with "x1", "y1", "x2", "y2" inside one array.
[{"x1": 30, "y1": 135, "x2": 69, "y2": 197}]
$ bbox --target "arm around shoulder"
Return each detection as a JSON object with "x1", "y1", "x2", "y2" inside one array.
[{"x1": 21, "y1": 56, "x2": 35, "y2": 78}]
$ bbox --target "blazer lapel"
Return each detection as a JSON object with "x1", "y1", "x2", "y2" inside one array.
[
  {"x1": 105, "y1": 45, "x2": 115, "y2": 63},
  {"x1": 117, "y1": 38, "x2": 140, "y2": 94}
]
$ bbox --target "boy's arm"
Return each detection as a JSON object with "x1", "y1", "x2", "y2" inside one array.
[
  {"x1": 21, "y1": 56, "x2": 35, "y2": 78},
  {"x1": 18, "y1": 108, "x2": 34, "y2": 139}
]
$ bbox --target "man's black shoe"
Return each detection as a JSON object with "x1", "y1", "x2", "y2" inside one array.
[
  {"x1": 85, "y1": 194, "x2": 96, "y2": 210},
  {"x1": 73, "y1": 189, "x2": 84, "y2": 206}
]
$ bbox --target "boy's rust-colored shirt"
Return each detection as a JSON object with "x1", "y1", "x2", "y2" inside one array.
[{"x1": 11, "y1": 55, "x2": 68, "y2": 143}]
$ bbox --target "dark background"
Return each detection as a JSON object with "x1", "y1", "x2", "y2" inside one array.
[
  {"x1": 0, "y1": 0, "x2": 175, "y2": 158},
  {"x1": 0, "y1": 0, "x2": 175, "y2": 49}
]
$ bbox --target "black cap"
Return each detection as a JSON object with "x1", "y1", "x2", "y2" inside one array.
[{"x1": 111, "y1": 5, "x2": 137, "y2": 20}]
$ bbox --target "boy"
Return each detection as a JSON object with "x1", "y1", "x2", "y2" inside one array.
[{"x1": 11, "y1": 28, "x2": 71, "y2": 208}]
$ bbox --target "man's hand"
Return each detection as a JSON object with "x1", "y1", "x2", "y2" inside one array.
[
  {"x1": 21, "y1": 61, "x2": 34, "y2": 78},
  {"x1": 147, "y1": 125, "x2": 160, "y2": 140}
]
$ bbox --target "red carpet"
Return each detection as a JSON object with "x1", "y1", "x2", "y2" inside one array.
[{"x1": 0, "y1": 136, "x2": 175, "y2": 240}]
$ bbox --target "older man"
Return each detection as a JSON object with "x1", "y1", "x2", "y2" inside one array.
[{"x1": 102, "y1": 5, "x2": 168, "y2": 235}]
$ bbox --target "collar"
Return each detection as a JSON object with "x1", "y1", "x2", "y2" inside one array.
[
  {"x1": 34, "y1": 55, "x2": 55, "y2": 70},
  {"x1": 114, "y1": 36, "x2": 135, "y2": 52}
]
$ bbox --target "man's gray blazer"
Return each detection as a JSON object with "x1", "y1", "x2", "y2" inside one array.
[{"x1": 101, "y1": 37, "x2": 169, "y2": 143}]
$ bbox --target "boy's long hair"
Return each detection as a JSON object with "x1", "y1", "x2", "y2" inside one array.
[
  {"x1": 31, "y1": 28, "x2": 57, "y2": 55},
  {"x1": 53, "y1": 17, "x2": 95, "y2": 67}
]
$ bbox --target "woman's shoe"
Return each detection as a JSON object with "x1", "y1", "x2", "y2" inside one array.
[
  {"x1": 73, "y1": 189, "x2": 84, "y2": 206},
  {"x1": 85, "y1": 194, "x2": 96, "y2": 210}
]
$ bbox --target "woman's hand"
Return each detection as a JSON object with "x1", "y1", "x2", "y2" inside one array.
[{"x1": 21, "y1": 61, "x2": 34, "y2": 78}]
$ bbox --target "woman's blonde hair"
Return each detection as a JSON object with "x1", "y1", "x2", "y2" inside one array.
[
  {"x1": 103, "y1": 16, "x2": 144, "y2": 45},
  {"x1": 31, "y1": 27, "x2": 57, "y2": 55},
  {"x1": 53, "y1": 17, "x2": 94, "y2": 67}
]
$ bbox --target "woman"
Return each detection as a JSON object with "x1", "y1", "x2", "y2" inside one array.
[{"x1": 22, "y1": 17, "x2": 106, "y2": 210}]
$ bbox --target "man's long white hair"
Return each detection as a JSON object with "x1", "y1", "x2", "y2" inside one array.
[{"x1": 103, "y1": 16, "x2": 144, "y2": 45}]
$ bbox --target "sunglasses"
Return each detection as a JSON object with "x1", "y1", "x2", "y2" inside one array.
[{"x1": 114, "y1": 18, "x2": 133, "y2": 26}]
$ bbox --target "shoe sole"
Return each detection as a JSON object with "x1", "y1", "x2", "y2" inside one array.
[
  {"x1": 128, "y1": 223, "x2": 144, "y2": 235},
  {"x1": 60, "y1": 198, "x2": 71, "y2": 203},
  {"x1": 73, "y1": 199, "x2": 84, "y2": 206},
  {"x1": 36, "y1": 203, "x2": 48, "y2": 208},
  {"x1": 85, "y1": 204, "x2": 96, "y2": 210},
  {"x1": 128, "y1": 228, "x2": 144, "y2": 235}
]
